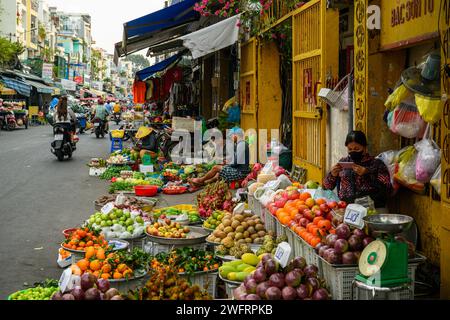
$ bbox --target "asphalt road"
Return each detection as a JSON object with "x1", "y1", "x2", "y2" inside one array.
[{"x1": 0, "y1": 123, "x2": 199, "y2": 299}]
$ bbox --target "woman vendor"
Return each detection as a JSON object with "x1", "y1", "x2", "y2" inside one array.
[
  {"x1": 323, "y1": 131, "x2": 393, "y2": 211},
  {"x1": 191, "y1": 128, "x2": 250, "y2": 186},
  {"x1": 135, "y1": 126, "x2": 159, "y2": 160}
]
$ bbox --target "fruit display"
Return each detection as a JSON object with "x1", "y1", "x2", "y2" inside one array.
[
  {"x1": 206, "y1": 212, "x2": 271, "y2": 246},
  {"x1": 219, "y1": 253, "x2": 260, "y2": 282},
  {"x1": 109, "y1": 177, "x2": 162, "y2": 193},
  {"x1": 9, "y1": 279, "x2": 59, "y2": 300},
  {"x1": 216, "y1": 235, "x2": 288, "y2": 259},
  {"x1": 255, "y1": 235, "x2": 288, "y2": 256},
  {"x1": 152, "y1": 205, "x2": 202, "y2": 225},
  {"x1": 163, "y1": 169, "x2": 181, "y2": 182},
  {"x1": 71, "y1": 247, "x2": 149, "y2": 280},
  {"x1": 146, "y1": 219, "x2": 191, "y2": 239},
  {"x1": 87, "y1": 204, "x2": 148, "y2": 238},
  {"x1": 197, "y1": 180, "x2": 236, "y2": 218},
  {"x1": 202, "y1": 210, "x2": 231, "y2": 230},
  {"x1": 315, "y1": 223, "x2": 375, "y2": 265},
  {"x1": 99, "y1": 165, "x2": 132, "y2": 180},
  {"x1": 62, "y1": 227, "x2": 110, "y2": 252},
  {"x1": 95, "y1": 195, "x2": 157, "y2": 210},
  {"x1": 151, "y1": 247, "x2": 221, "y2": 275},
  {"x1": 162, "y1": 185, "x2": 188, "y2": 194},
  {"x1": 128, "y1": 264, "x2": 212, "y2": 300},
  {"x1": 88, "y1": 158, "x2": 107, "y2": 167},
  {"x1": 233, "y1": 255, "x2": 330, "y2": 300},
  {"x1": 59, "y1": 248, "x2": 71, "y2": 260},
  {"x1": 52, "y1": 278, "x2": 124, "y2": 300}
]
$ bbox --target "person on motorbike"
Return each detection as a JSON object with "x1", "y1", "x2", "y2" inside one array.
[
  {"x1": 92, "y1": 98, "x2": 110, "y2": 133},
  {"x1": 135, "y1": 126, "x2": 159, "y2": 160},
  {"x1": 53, "y1": 96, "x2": 78, "y2": 143}
]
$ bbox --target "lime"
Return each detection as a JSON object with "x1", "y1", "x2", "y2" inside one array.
[
  {"x1": 95, "y1": 218, "x2": 102, "y2": 225},
  {"x1": 127, "y1": 226, "x2": 134, "y2": 233},
  {"x1": 101, "y1": 213, "x2": 108, "y2": 220},
  {"x1": 101, "y1": 221, "x2": 107, "y2": 227}
]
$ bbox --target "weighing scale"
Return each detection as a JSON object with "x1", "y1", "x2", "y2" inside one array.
[{"x1": 355, "y1": 214, "x2": 414, "y2": 287}]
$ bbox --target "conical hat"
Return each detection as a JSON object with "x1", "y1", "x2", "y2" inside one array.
[{"x1": 401, "y1": 53, "x2": 441, "y2": 98}]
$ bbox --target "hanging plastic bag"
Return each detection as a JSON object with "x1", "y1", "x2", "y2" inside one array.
[
  {"x1": 385, "y1": 84, "x2": 409, "y2": 111},
  {"x1": 376, "y1": 150, "x2": 398, "y2": 192},
  {"x1": 389, "y1": 103, "x2": 426, "y2": 139},
  {"x1": 415, "y1": 94, "x2": 444, "y2": 124},
  {"x1": 430, "y1": 165, "x2": 441, "y2": 195},
  {"x1": 313, "y1": 188, "x2": 340, "y2": 202},
  {"x1": 394, "y1": 146, "x2": 425, "y2": 193},
  {"x1": 414, "y1": 138, "x2": 441, "y2": 184}
]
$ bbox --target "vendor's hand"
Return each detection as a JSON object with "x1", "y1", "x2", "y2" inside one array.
[
  {"x1": 353, "y1": 164, "x2": 368, "y2": 176},
  {"x1": 331, "y1": 164, "x2": 342, "y2": 177}
]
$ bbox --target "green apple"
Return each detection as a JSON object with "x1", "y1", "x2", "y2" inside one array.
[
  {"x1": 116, "y1": 210, "x2": 123, "y2": 217},
  {"x1": 124, "y1": 212, "x2": 131, "y2": 218},
  {"x1": 112, "y1": 219, "x2": 119, "y2": 224},
  {"x1": 136, "y1": 216, "x2": 143, "y2": 224},
  {"x1": 95, "y1": 218, "x2": 102, "y2": 225},
  {"x1": 101, "y1": 213, "x2": 108, "y2": 220},
  {"x1": 89, "y1": 217, "x2": 95, "y2": 224},
  {"x1": 127, "y1": 226, "x2": 134, "y2": 233},
  {"x1": 126, "y1": 218, "x2": 133, "y2": 226},
  {"x1": 120, "y1": 216, "x2": 126, "y2": 222},
  {"x1": 109, "y1": 213, "x2": 117, "y2": 220},
  {"x1": 100, "y1": 221, "x2": 107, "y2": 227}
]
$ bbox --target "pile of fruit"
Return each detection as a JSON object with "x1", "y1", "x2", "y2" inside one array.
[
  {"x1": 71, "y1": 247, "x2": 149, "y2": 280},
  {"x1": 233, "y1": 255, "x2": 330, "y2": 300},
  {"x1": 153, "y1": 206, "x2": 201, "y2": 225},
  {"x1": 216, "y1": 243, "x2": 254, "y2": 259},
  {"x1": 202, "y1": 210, "x2": 231, "y2": 230},
  {"x1": 146, "y1": 219, "x2": 191, "y2": 239},
  {"x1": 128, "y1": 264, "x2": 212, "y2": 300},
  {"x1": 219, "y1": 253, "x2": 260, "y2": 282},
  {"x1": 95, "y1": 195, "x2": 157, "y2": 209},
  {"x1": 315, "y1": 223, "x2": 376, "y2": 265},
  {"x1": 163, "y1": 169, "x2": 181, "y2": 182},
  {"x1": 86, "y1": 206, "x2": 147, "y2": 239},
  {"x1": 206, "y1": 212, "x2": 271, "y2": 246},
  {"x1": 9, "y1": 279, "x2": 59, "y2": 300},
  {"x1": 255, "y1": 235, "x2": 288, "y2": 256},
  {"x1": 197, "y1": 180, "x2": 235, "y2": 217},
  {"x1": 52, "y1": 276, "x2": 124, "y2": 300},
  {"x1": 151, "y1": 247, "x2": 221, "y2": 275},
  {"x1": 62, "y1": 227, "x2": 110, "y2": 252},
  {"x1": 99, "y1": 165, "x2": 131, "y2": 180}
]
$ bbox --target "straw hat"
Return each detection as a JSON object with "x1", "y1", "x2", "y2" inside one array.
[
  {"x1": 401, "y1": 53, "x2": 441, "y2": 98},
  {"x1": 135, "y1": 126, "x2": 153, "y2": 139}
]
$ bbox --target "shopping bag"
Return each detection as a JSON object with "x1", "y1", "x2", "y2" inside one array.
[
  {"x1": 389, "y1": 103, "x2": 426, "y2": 139},
  {"x1": 394, "y1": 146, "x2": 425, "y2": 194},
  {"x1": 414, "y1": 132, "x2": 441, "y2": 184},
  {"x1": 385, "y1": 84, "x2": 409, "y2": 111},
  {"x1": 430, "y1": 165, "x2": 441, "y2": 195},
  {"x1": 415, "y1": 94, "x2": 444, "y2": 124}
]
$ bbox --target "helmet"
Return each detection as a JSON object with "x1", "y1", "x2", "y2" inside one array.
[
  {"x1": 135, "y1": 126, "x2": 153, "y2": 139},
  {"x1": 98, "y1": 98, "x2": 104, "y2": 105}
]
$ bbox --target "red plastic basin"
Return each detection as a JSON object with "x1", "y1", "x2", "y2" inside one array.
[
  {"x1": 134, "y1": 185, "x2": 158, "y2": 197},
  {"x1": 62, "y1": 228, "x2": 77, "y2": 239}
]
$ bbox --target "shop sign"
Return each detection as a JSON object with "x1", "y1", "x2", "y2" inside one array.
[
  {"x1": 42, "y1": 63, "x2": 53, "y2": 82},
  {"x1": 381, "y1": 0, "x2": 438, "y2": 50},
  {"x1": 61, "y1": 79, "x2": 77, "y2": 91},
  {"x1": 343, "y1": 204, "x2": 367, "y2": 230}
]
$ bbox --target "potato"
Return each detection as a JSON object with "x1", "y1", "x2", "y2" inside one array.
[
  {"x1": 255, "y1": 224, "x2": 264, "y2": 232},
  {"x1": 231, "y1": 220, "x2": 240, "y2": 230},
  {"x1": 243, "y1": 231, "x2": 250, "y2": 238},
  {"x1": 247, "y1": 226, "x2": 256, "y2": 235}
]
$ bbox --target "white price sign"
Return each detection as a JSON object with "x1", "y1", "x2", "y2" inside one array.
[
  {"x1": 101, "y1": 202, "x2": 115, "y2": 215},
  {"x1": 58, "y1": 268, "x2": 72, "y2": 293},
  {"x1": 274, "y1": 242, "x2": 292, "y2": 268},
  {"x1": 343, "y1": 204, "x2": 367, "y2": 229}
]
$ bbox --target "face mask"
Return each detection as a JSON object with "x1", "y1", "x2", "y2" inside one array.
[{"x1": 349, "y1": 151, "x2": 364, "y2": 163}]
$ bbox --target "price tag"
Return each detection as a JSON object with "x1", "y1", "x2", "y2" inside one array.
[
  {"x1": 59, "y1": 268, "x2": 72, "y2": 293},
  {"x1": 274, "y1": 242, "x2": 292, "y2": 268},
  {"x1": 101, "y1": 202, "x2": 115, "y2": 215},
  {"x1": 343, "y1": 204, "x2": 367, "y2": 229}
]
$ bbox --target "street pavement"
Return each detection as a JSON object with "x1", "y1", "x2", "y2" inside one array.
[{"x1": 0, "y1": 123, "x2": 198, "y2": 299}]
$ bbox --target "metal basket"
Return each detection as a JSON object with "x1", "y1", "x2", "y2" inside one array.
[
  {"x1": 318, "y1": 74, "x2": 350, "y2": 111},
  {"x1": 143, "y1": 241, "x2": 206, "y2": 255},
  {"x1": 180, "y1": 271, "x2": 218, "y2": 298}
]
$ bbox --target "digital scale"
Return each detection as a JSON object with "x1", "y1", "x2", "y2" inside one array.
[{"x1": 355, "y1": 214, "x2": 414, "y2": 287}]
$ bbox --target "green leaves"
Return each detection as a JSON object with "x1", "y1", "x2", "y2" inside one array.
[{"x1": 0, "y1": 37, "x2": 24, "y2": 68}]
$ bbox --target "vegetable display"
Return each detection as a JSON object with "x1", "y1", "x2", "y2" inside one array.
[
  {"x1": 109, "y1": 177, "x2": 162, "y2": 193},
  {"x1": 233, "y1": 255, "x2": 330, "y2": 300},
  {"x1": 152, "y1": 206, "x2": 202, "y2": 224},
  {"x1": 151, "y1": 247, "x2": 221, "y2": 275},
  {"x1": 197, "y1": 180, "x2": 236, "y2": 217},
  {"x1": 99, "y1": 165, "x2": 131, "y2": 180}
]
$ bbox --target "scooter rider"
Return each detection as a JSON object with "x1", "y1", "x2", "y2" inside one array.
[
  {"x1": 92, "y1": 98, "x2": 110, "y2": 133},
  {"x1": 53, "y1": 96, "x2": 78, "y2": 143}
]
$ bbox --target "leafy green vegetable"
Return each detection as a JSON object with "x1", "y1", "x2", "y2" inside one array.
[{"x1": 100, "y1": 165, "x2": 132, "y2": 180}]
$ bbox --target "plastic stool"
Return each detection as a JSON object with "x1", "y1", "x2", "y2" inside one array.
[{"x1": 111, "y1": 138, "x2": 123, "y2": 153}]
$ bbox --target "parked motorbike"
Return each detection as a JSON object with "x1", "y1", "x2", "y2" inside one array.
[
  {"x1": 112, "y1": 112, "x2": 121, "y2": 125},
  {"x1": 92, "y1": 118, "x2": 106, "y2": 139},
  {"x1": 0, "y1": 109, "x2": 20, "y2": 131},
  {"x1": 51, "y1": 123, "x2": 77, "y2": 161}
]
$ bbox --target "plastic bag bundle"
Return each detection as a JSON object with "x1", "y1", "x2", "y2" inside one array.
[
  {"x1": 313, "y1": 188, "x2": 340, "y2": 202},
  {"x1": 414, "y1": 139, "x2": 441, "y2": 183},
  {"x1": 394, "y1": 146, "x2": 425, "y2": 193},
  {"x1": 430, "y1": 165, "x2": 441, "y2": 195},
  {"x1": 389, "y1": 103, "x2": 426, "y2": 139},
  {"x1": 377, "y1": 150, "x2": 398, "y2": 189},
  {"x1": 385, "y1": 84, "x2": 409, "y2": 111},
  {"x1": 415, "y1": 94, "x2": 444, "y2": 124}
]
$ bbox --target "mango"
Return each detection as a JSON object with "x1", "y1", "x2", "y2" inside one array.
[
  {"x1": 236, "y1": 263, "x2": 252, "y2": 272},
  {"x1": 244, "y1": 266, "x2": 256, "y2": 273},
  {"x1": 219, "y1": 266, "x2": 235, "y2": 278},
  {"x1": 227, "y1": 260, "x2": 244, "y2": 268},
  {"x1": 227, "y1": 272, "x2": 238, "y2": 281},
  {"x1": 242, "y1": 253, "x2": 259, "y2": 266},
  {"x1": 236, "y1": 272, "x2": 250, "y2": 282}
]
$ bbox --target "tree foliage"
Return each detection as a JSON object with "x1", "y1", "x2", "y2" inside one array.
[
  {"x1": 0, "y1": 37, "x2": 25, "y2": 68},
  {"x1": 123, "y1": 54, "x2": 150, "y2": 71}
]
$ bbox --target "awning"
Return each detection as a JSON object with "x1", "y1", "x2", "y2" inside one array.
[
  {"x1": 24, "y1": 80, "x2": 55, "y2": 94},
  {"x1": 114, "y1": 0, "x2": 200, "y2": 64},
  {"x1": 0, "y1": 84, "x2": 17, "y2": 95},
  {"x1": 136, "y1": 51, "x2": 184, "y2": 81},
  {"x1": 179, "y1": 14, "x2": 241, "y2": 59},
  {"x1": 0, "y1": 76, "x2": 31, "y2": 97}
]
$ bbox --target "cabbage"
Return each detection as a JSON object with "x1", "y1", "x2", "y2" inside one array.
[{"x1": 120, "y1": 231, "x2": 132, "y2": 239}]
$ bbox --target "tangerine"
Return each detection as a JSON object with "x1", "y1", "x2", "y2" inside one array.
[
  {"x1": 299, "y1": 192, "x2": 312, "y2": 201},
  {"x1": 101, "y1": 263, "x2": 112, "y2": 273},
  {"x1": 85, "y1": 247, "x2": 96, "y2": 260},
  {"x1": 113, "y1": 272, "x2": 123, "y2": 279},
  {"x1": 76, "y1": 259, "x2": 90, "y2": 271},
  {"x1": 96, "y1": 248, "x2": 106, "y2": 260},
  {"x1": 101, "y1": 273, "x2": 111, "y2": 280},
  {"x1": 90, "y1": 260, "x2": 102, "y2": 271}
]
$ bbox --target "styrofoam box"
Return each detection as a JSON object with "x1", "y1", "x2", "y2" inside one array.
[{"x1": 89, "y1": 167, "x2": 106, "y2": 177}]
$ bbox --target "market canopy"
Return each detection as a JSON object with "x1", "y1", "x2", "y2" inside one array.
[
  {"x1": 0, "y1": 83, "x2": 17, "y2": 95},
  {"x1": 0, "y1": 75, "x2": 31, "y2": 97},
  {"x1": 24, "y1": 79, "x2": 55, "y2": 94},
  {"x1": 135, "y1": 51, "x2": 184, "y2": 81},
  {"x1": 114, "y1": 0, "x2": 200, "y2": 64}
]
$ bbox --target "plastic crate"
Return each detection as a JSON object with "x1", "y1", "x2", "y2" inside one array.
[
  {"x1": 248, "y1": 194, "x2": 255, "y2": 212},
  {"x1": 144, "y1": 241, "x2": 206, "y2": 255},
  {"x1": 264, "y1": 212, "x2": 277, "y2": 235},
  {"x1": 180, "y1": 272, "x2": 218, "y2": 298},
  {"x1": 320, "y1": 254, "x2": 425, "y2": 300},
  {"x1": 127, "y1": 237, "x2": 146, "y2": 251},
  {"x1": 254, "y1": 201, "x2": 263, "y2": 219},
  {"x1": 286, "y1": 228, "x2": 304, "y2": 258},
  {"x1": 299, "y1": 237, "x2": 323, "y2": 277},
  {"x1": 275, "y1": 219, "x2": 287, "y2": 239}
]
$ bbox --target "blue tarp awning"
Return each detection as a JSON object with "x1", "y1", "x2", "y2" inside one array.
[
  {"x1": 124, "y1": 0, "x2": 198, "y2": 40},
  {"x1": 0, "y1": 76, "x2": 31, "y2": 97},
  {"x1": 136, "y1": 52, "x2": 184, "y2": 81}
]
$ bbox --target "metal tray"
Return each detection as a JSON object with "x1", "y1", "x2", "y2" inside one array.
[
  {"x1": 60, "y1": 239, "x2": 129, "y2": 254},
  {"x1": 145, "y1": 226, "x2": 209, "y2": 245},
  {"x1": 218, "y1": 273, "x2": 242, "y2": 286},
  {"x1": 108, "y1": 268, "x2": 148, "y2": 283}
]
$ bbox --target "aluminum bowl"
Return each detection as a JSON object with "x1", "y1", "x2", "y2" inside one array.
[{"x1": 363, "y1": 214, "x2": 414, "y2": 235}]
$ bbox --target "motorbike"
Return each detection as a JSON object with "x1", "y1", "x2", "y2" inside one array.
[
  {"x1": 92, "y1": 118, "x2": 106, "y2": 139},
  {"x1": 112, "y1": 112, "x2": 121, "y2": 125},
  {"x1": 76, "y1": 112, "x2": 88, "y2": 134},
  {"x1": 0, "y1": 109, "x2": 20, "y2": 131},
  {"x1": 51, "y1": 123, "x2": 77, "y2": 161}
]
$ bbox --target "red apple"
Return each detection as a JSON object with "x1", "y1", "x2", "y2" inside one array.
[
  {"x1": 294, "y1": 214, "x2": 303, "y2": 222},
  {"x1": 338, "y1": 201, "x2": 347, "y2": 209},
  {"x1": 314, "y1": 209, "x2": 323, "y2": 217},
  {"x1": 282, "y1": 191, "x2": 289, "y2": 200},
  {"x1": 275, "y1": 198, "x2": 287, "y2": 208},
  {"x1": 311, "y1": 205, "x2": 320, "y2": 212},
  {"x1": 328, "y1": 201, "x2": 338, "y2": 209},
  {"x1": 319, "y1": 203, "x2": 330, "y2": 213},
  {"x1": 298, "y1": 205, "x2": 309, "y2": 214},
  {"x1": 287, "y1": 189, "x2": 300, "y2": 201},
  {"x1": 299, "y1": 218, "x2": 309, "y2": 228},
  {"x1": 304, "y1": 209, "x2": 315, "y2": 221}
]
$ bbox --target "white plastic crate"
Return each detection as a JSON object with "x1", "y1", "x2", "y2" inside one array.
[
  {"x1": 127, "y1": 237, "x2": 146, "y2": 251},
  {"x1": 264, "y1": 212, "x2": 277, "y2": 235},
  {"x1": 180, "y1": 272, "x2": 218, "y2": 298},
  {"x1": 254, "y1": 201, "x2": 263, "y2": 219},
  {"x1": 299, "y1": 238, "x2": 323, "y2": 277},
  {"x1": 275, "y1": 219, "x2": 287, "y2": 239},
  {"x1": 144, "y1": 241, "x2": 206, "y2": 255},
  {"x1": 320, "y1": 255, "x2": 425, "y2": 300},
  {"x1": 286, "y1": 228, "x2": 304, "y2": 258}
]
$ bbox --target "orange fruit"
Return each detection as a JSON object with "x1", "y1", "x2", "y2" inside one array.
[
  {"x1": 90, "y1": 260, "x2": 102, "y2": 271},
  {"x1": 93, "y1": 271, "x2": 100, "y2": 278},
  {"x1": 310, "y1": 237, "x2": 321, "y2": 248},
  {"x1": 96, "y1": 248, "x2": 105, "y2": 260},
  {"x1": 318, "y1": 220, "x2": 332, "y2": 231},
  {"x1": 305, "y1": 198, "x2": 315, "y2": 209},
  {"x1": 101, "y1": 273, "x2": 111, "y2": 280},
  {"x1": 313, "y1": 217, "x2": 324, "y2": 225},
  {"x1": 117, "y1": 264, "x2": 128, "y2": 273},
  {"x1": 123, "y1": 269, "x2": 133, "y2": 278},
  {"x1": 77, "y1": 259, "x2": 90, "y2": 271},
  {"x1": 101, "y1": 264, "x2": 112, "y2": 273},
  {"x1": 315, "y1": 198, "x2": 326, "y2": 206},
  {"x1": 113, "y1": 272, "x2": 123, "y2": 279},
  {"x1": 299, "y1": 192, "x2": 312, "y2": 201},
  {"x1": 85, "y1": 247, "x2": 96, "y2": 260}
]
